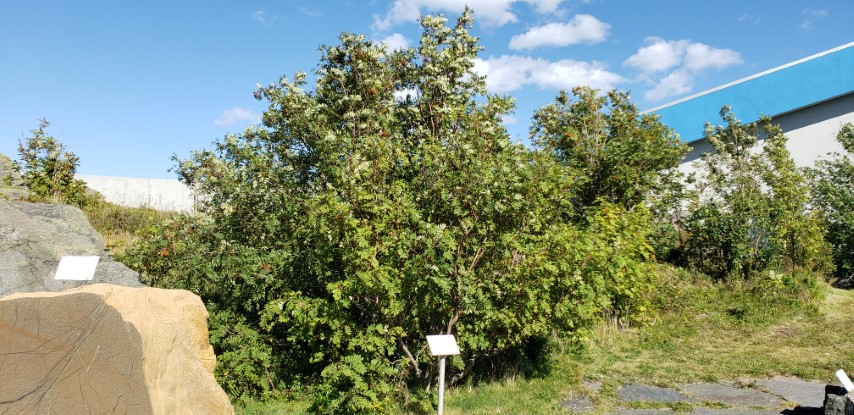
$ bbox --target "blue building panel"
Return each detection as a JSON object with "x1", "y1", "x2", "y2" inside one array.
[{"x1": 647, "y1": 42, "x2": 854, "y2": 143}]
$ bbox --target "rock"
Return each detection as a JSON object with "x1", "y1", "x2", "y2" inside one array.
[
  {"x1": 560, "y1": 396, "x2": 595, "y2": 413},
  {"x1": 619, "y1": 384, "x2": 696, "y2": 403},
  {"x1": 0, "y1": 284, "x2": 233, "y2": 415},
  {"x1": 754, "y1": 377, "x2": 827, "y2": 409},
  {"x1": 678, "y1": 383, "x2": 781, "y2": 408},
  {"x1": 824, "y1": 385, "x2": 854, "y2": 415},
  {"x1": 0, "y1": 153, "x2": 29, "y2": 200},
  {"x1": 0, "y1": 199, "x2": 142, "y2": 296}
]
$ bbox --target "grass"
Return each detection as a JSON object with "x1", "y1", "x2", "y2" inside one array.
[
  {"x1": 441, "y1": 267, "x2": 854, "y2": 415},
  {"x1": 81, "y1": 199, "x2": 175, "y2": 255},
  {"x1": 233, "y1": 266, "x2": 854, "y2": 414}
]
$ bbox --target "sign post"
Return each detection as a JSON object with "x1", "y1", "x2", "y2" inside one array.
[{"x1": 426, "y1": 334, "x2": 460, "y2": 415}]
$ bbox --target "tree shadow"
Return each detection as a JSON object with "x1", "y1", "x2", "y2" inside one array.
[{"x1": 780, "y1": 407, "x2": 822, "y2": 415}]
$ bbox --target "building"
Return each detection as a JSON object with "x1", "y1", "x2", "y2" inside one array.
[
  {"x1": 647, "y1": 41, "x2": 854, "y2": 172},
  {"x1": 77, "y1": 175, "x2": 196, "y2": 212}
]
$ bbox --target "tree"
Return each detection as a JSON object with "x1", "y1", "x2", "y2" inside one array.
[
  {"x1": 530, "y1": 87, "x2": 689, "y2": 260},
  {"x1": 122, "y1": 10, "x2": 653, "y2": 413},
  {"x1": 684, "y1": 107, "x2": 831, "y2": 279},
  {"x1": 809, "y1": 123, "x2": 854, "y2": 281},
  {"x1": 16, "y1": 119, "x2": 88, "y2": 206}
]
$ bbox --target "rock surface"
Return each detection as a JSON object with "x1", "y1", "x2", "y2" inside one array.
[
  {"x1": 679, "y1": 382, "x2": 782, "y2": 408},
  {"x1": 0, "y1": 284, "x2": 233, "y2": 415},
  {"x1": 619, "y1": 384, "x2": 696, "y2": 403},
  {"x1": 0, "y1": 199, "x2": 142, "y2": 296},
  {"x1": 824, "y1": 385, "x2": 854, "y2": 415},
  {"x1": 754, "y1": 377, "x2": 827, "y2": 409}
]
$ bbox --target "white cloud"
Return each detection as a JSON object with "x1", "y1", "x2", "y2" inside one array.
[
  {"x1": 683, "y1": 43, "x2": 742, "y2": 71},
  {"x1": 473, "y1": 55, "x2": 625, "y2": 93},
  {"x1": 737, "y1": 13, "x2": 761, "y2": 25},
  {"x1": 800, "y1": 9, "x2": 828, "y2": 30},
  {"x1": 623, "y1": 38, "x2": 690, "y2": 74},
  {"x1": 624, "y1": 37, "x2": 741, "y2": 75},
  {"x1": 372, "y1": 0, "x2": 566, "y2": 31},
  {"x1": 502, "y1": 114, "x2": 519, "y2": 125},
  {"x1": 214, "y1": 107, "x2": 261, "y2": 128},
  {"x1": 380, "y1": 33, "x2": 411, "y2": 50},
  {"x1": 625, "y1": 37, "x2": 742, "y2": 102},
  {"x1": 644, "y1": 71, "x2": 692, "y2": 102},
  {"x1": 251, "y1": 10, "x2": 268, "y2": 24},
  {"x1": 508, "y1": 14, "x2": 610, "y2": 50}
]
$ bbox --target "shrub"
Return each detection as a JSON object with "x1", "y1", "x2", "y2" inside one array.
[
  {"x1": 808, "y1": 123, "x2": 854, "y2": 281},
  {"x1": 530, "y1": 87, "x2": 688, "y2": 260},
  {"x1": 15, "y1": 119, "x2": 90, "y2": 206},
  {"x1": 683, "y1": 107, "x2": 832, "y2": 280}
]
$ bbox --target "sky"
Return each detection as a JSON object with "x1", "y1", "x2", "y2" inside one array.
[{"x1": 1, "y1": 0, "x2": 852, "y2": 179}]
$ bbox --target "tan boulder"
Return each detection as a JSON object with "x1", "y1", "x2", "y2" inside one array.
[{"x1": 0, "y1": 284, "x2": 234, "y2": 414}]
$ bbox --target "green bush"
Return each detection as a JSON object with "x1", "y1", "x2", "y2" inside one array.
[
  {"x1": 683, "y1": 107, "x2": 832, "y2": 280},
  {"x1": 15, "y1": 119, "x2": 90, "y2": 206},
  {"x1": 122, "y1": 10, "x2": 659, "y2": 413},
  {"x1": 809, "y1": 123, "x2": 854, "y2": 281},
  {"x1": 530, "y1": 87, "x2": 688, "y2": 223}
]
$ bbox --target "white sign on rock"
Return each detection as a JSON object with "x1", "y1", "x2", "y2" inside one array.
[{"x1": 54, "y1": 256, "x2": 100, "y2": 281}]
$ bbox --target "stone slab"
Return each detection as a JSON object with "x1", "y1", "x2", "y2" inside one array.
[
  {"x1": 619, "y1": 384, "x2": 696, "y2": 403},
  {"x1": 754, "y1": 377, "x2": 826, "y2": 408},
  {"x1": 560, "y1": 396, "x2": 594, "y2": 413},
  {"x1": 583, "y1": 380, "x2": 603, "y2": 394},
  {"x1": 679, "y1": 383, "x2": 781, "y2": 408}
]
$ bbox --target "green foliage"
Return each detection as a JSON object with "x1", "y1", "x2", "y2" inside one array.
[
  {"x1": 530, "y1": 87, "x2": 688, "y2": 261},
  {"x1": 121, "y1": 10, "x2": 661, "y2": 413},
  {"x1": 15, "y1": 119, "x2": 89, "y2": 206},
  {"x1": 809, "y1": 123, "x2": 854, "y2": 281},
  {"x1": 530, "y1": 87, "x2": 688, "y2": 219},
  {"x1": 683, "y1": 107, "x2": 832, "y2": 280}
]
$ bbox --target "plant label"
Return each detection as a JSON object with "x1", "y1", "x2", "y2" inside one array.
[
  {"x1": 426, "y1": 334, "x2": 460, "y2": 357},
  {"x1": 54, "y1": 256, "x2": 99, "y2": 281}
]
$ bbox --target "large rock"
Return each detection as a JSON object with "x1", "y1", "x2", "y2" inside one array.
[
  {"x1": 0, "y1": 199, "x2": 142, "y2": 296},
  {"x1": 825, "y1": 385, "x2": 854, "y2": 415},
  {"x1": 0, "y1": 284, "x2": 233, "y2": 414}
]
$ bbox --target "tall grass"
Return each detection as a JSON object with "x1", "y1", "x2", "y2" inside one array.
[{"x1": 81, "y1": 198, "x2": 175, "y2": 254}]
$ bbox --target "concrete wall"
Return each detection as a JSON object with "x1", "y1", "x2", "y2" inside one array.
[
  {"x1": 680, "y1": 92, "x2": 854, "y2": 176},
  {"x1": 77, "y1": 175, "x2": 195, "y2": 212}
]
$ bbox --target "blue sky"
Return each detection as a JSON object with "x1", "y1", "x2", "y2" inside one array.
[{"x1": 1, "y1": 0, "x2": 852, "y2": 179}]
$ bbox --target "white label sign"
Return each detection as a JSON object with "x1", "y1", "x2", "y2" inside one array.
[
  {"x1": 54, "y1": 256, "x2": 100, "y2": 281},
  {"x1": 426, "y1": 334, "x2": 460, "y2": 356},
  {"x1": 837, "y1": 369, "x2": 854, "y2": 393}
]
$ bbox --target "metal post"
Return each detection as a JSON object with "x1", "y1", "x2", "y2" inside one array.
[{"x1": 437, "y1": 356, "x2": 446, "y2": 415}]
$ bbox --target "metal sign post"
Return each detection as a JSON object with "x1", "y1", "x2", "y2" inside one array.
[{"x1": 426, "y1": 334, "x2": 460, "y2": 415}]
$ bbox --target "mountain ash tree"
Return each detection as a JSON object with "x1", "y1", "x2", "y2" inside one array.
[{"x1": 122, "y1": 10, "x2": 654, "y2": 413}]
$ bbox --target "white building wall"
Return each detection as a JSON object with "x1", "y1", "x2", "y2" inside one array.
[
  {"x1": 679, "y1": 92, "x2": 854, "y2": 176},
  {"x1": 77, "y1": 174, "x2": 195, "y2": 212}
]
